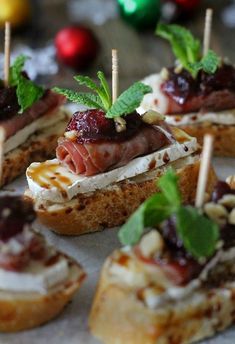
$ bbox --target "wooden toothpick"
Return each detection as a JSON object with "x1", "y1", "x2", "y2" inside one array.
[
  {"x1": 195, "y1": 134, "x2": 214, "y2": 208},
  {"x1": 4, "y1": 22, "x2": 11, "y2": 88},
  {"x1": 0, "y1": 128, "x2": 6, "y2": 186},
  {"x1": 203, "y1": 8, "x2": 213, "y2": 56},
  {"x1": 112, "y1": 49, "x2": 126, "y2": 132}
]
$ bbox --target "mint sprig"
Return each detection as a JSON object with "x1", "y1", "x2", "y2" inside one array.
[
  {"x1": 9, "y1": 55, "x2": 44, "y2": 112},
  {"x1": 106, "y1": 82, "x2": 152, "y2": 118},
  {"x1": 53, "y1": 72, "x2": 152, "y2": 119},
  {"x1": 156, "y1": 23, "x2": 220, "y2": 78},
  {"x1": 118, "y1": 169, "x2": 220, "y2": 260}
]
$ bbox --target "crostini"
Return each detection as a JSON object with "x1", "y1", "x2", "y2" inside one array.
[
  {"x1": 138, "y1": 22, "x2": 235, "y2": 156},
  {"x1": 0, "y1": 54, "x2": 69, "y2": 186},
  {"x1": 89, "y1": 171, "x2": 235, "y2": 344},
  {"x1": 0, "y1": 195, "x2": 85, "y2": 332},
  {"x1": 25, "y1": 72, "x2": 216, "y2": 235}
]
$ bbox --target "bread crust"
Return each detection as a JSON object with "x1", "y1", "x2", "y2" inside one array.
[
  {"x1": 0, "y1": 258, "x2": 85, "y2": 332},
  {"x1": 28, "y1": 159, "x2": 217, "y2": 236},
  {"x1": 180, "y1": 123, "x2": 235, "y2": 157},
  {"x1": 1, "y1": 111, "x2": 69, "y2": 187},
  {"x1": 89, "y1": 259, "x2": 235, "y2": 344}
]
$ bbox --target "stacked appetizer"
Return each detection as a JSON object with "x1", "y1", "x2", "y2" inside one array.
[
  {"x1": 25, "y1": 72, "x2": 216, "y2": 235},
  {"x1": 138, "y1": 23, "x2": 235, "y2": 156},
  {"x1": 0, "y1": 195, "x2": 85, "y2": 332},
  {"x1": 0, "y1": 54, "x2": 69, "y2": 186},
  {"x1": 90, "y1": 170, "x2": 235, "y2": 344}
]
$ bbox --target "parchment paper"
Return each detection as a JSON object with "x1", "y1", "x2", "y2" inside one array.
[{"x1": 0, "y1": 158, "x2": 235, "y2": 344}]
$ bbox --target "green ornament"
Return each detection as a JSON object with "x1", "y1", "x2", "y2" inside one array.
[{"x1": 118, "y1": 0, "x2": 161, "y2": 29}]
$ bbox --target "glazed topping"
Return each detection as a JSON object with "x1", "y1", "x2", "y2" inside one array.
[
  {"x1": 0, "y1": 86, "x2": 20, "y2": 119},
  {"x1": 0, "y1": 196, "x2": 35, "y2": 242},
  {"x1": 161, "y1": 64, "x2": 235, "y2": 106},
  {"x1": 66, "y1": 109, "x2": 145, "y2": 143}
]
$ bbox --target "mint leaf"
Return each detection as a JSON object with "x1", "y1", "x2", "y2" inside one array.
[
  {"x1": 74, "y1": 74, "x2": 110, "y2": 111},
  {"x1": 156, "y1": 23, "x2": 200, "y2": 74},
  {"x1": 17, "y1": 75, "x2": 44, "y2": 112},
  {"x1": 53, "y1": 87, "x2": 104, "y2": 110},
  {"x1": 74, "y1": 75, "x2": 100, "y2": 92},
  {"x1": 106, "y1": 82, "x2": 152, "y2": 118},
  {"x1": 9, "y1": 55, "x2": 29, "y2": 86},
  {"x1": 189, "y1": 50, "x2": 220, "y2": 77},
  {"x1": 97, "y1": 71, "x2": 112, "y2": 110},
  {"x1": 176, "y1": 206, "x2": 220, "y2": 259},
  {"x1": 158, "y1": 168, "x2": 181, "y2": 207},
  {"x1": 119, "y1": 193, "x2": 172, "y2": 245}
]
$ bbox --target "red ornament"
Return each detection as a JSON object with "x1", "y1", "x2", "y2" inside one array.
[
  {"x1": 174, "y1": 0, "x2": 200, "y2": 11},
  {"x1": 55, "y1": 26, "x2": 99, "y2": 70}
]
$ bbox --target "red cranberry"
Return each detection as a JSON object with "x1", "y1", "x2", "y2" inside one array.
[
  {"x1": 0, "y1": 196, "x2": 35, "y2": 242},
  {"x1": 66, "y1": 109, "x2": 143, "y2": 143}
]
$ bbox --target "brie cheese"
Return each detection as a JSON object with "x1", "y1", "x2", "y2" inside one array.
[
  {"x1": 26, "y1": 132, "x2": 198, "y2": 203},
  {"x1": 0, "y1": 257, "x2": 69, "y2": 294}
]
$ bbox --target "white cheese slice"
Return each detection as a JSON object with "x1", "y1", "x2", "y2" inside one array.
[
  {"x1": 26, "y1": 135, "x2": 198, "y2": 203},
  {"x1": 0, "y1": 257, "x2": 69, "y2": 294},
  {"x1": 138, "y1": 72, "x2": 235, "y2": 126},
  {"x1": 165, "y1": 110, "x2": 235, "y2": 126},
  {"x1": 4, "y1": 107, "x2": 67, "y2": 154}
]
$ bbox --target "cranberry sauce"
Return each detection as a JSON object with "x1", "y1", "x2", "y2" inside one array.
[
  {"x1": 66, "y1": 109, "x2": 145, "y2": 143},
  {"x1": 0, "y1": 86, "x2": 20, "y2": 119},
  {"x1": 161, "y1": 64, "x2": 235, "y2": 106},
  {"x1": 160, "y1": 216, "x2": 203, "y2": 284},
  {"x1": 0, "y1": 196, "x2": 36, "y2": 242}
]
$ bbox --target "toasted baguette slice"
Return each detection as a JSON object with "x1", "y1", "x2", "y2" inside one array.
[
  {"x1": 25, "y1": 156, "x2": 217, "y2": 236},
  {"x1": 180, "y1": 123, "x2": 235, "y2": 157},
  {"x1": 0, "y1": 255, "x2": 85, "y2": 332},
  {"x1": 1, "y1": 109, "x2": 70, "y2": 187},
  {"x1": 89, "y1": 255, "x2": 235, "y2": 344}
]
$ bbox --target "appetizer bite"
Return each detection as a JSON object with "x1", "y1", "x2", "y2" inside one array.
[
  {"x1": 0, "y1": 195, "x2": 85, "y2": 332},
  {"x1": 89, "y1": 170, "x2": 235, "y2": 344},
  {"x1": 25, "y1": 51, "x2": 216, "y2": 236},
  {"x1": 0, "y1": 23, "x2": 69, "y2": 186},
  {"x1": 138, "y1": 10, "x2": 235, "y2": 156}
]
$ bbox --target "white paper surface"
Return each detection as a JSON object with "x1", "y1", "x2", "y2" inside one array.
[{"x1": 0, "y1": 157, "x2": 235, "y2": 344}]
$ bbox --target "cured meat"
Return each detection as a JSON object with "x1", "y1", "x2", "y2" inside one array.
[
  {"x1": 0, "y1": 90, "x2": 65, "y2": 140},
  {"x1": 161, "y1": 64, "x2": 235, "y2": 114},
  {"x1": 164, "y1": 89, "x2": 235, "y2": 115},
  {"x1": 56, "y1": 125, "x2": 171, "y2": 176}
]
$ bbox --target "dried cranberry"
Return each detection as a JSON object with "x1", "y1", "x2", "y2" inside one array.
[
  {"x1": 66, "y1": 109, "x2": 144, "y2": 143},
  {"x1": 211, "y1": 181, "x2": 235, "y2": 203},
  {"x1": 0, "y1": 196, "x2": 36, "y2": 242}
]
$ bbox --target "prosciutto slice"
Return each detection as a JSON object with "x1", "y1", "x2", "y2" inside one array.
[
  {"x1": 56, "y1": 126, "x2": 171, "y2": 176},
  {"x1": 0, "y1": 90, "x2": 65, "y2": 140},
  {"x1": 164, "y1": 89, "x2": 235, "y2": 115}
]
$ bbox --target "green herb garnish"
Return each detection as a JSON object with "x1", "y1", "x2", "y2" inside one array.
[
  {"x1": 118, "y1": 169, "x2": 219, "y2": 260},
  {"x1": 53, "y1": 72, "x2": 152, "y2": 119},
  {"x1": 156, "y1": 23, "x2": 221, "y2": 78},
  {"x1": 9, "y1": 55, "x2": 44, "y2": 113}
]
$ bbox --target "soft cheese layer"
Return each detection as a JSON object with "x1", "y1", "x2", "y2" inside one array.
[
  {"x1": 109, "y1": 246, "x2": 235, "y2": 310},
  {"x1": 138, "y1": 73, "x2": 235, "y2": 126},
  {"x1": 26, "y1": 128, "x2": 198, "y2": 203},
  {"x1": 4, "y1": 108, "x2": 67, "y2": 154},
  {"x1": 0, "y1": 255, "x2": 69, "y2": 294}
]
